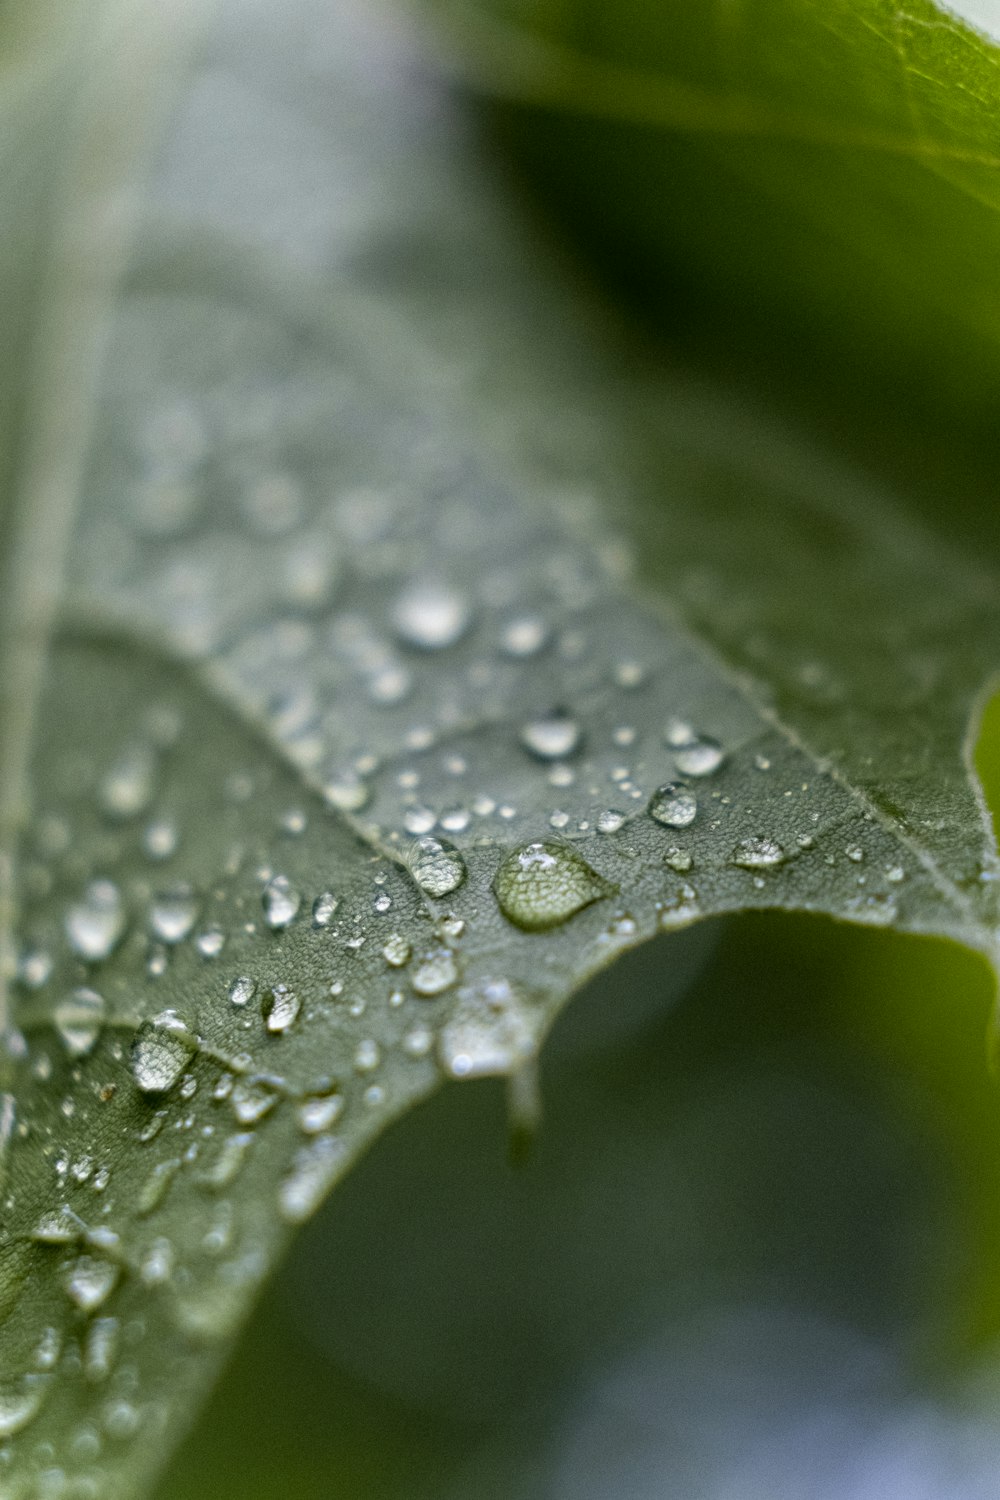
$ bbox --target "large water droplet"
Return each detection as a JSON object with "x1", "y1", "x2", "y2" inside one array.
[
  {"x1": 149, "y1": 884, "x2": 198, "y2": 944},
  {"x1": 519, "y1": 713, "x2": 581, "y2": 760},
  {"x1": 262, "y1": 875, "x2": 300, "y2": 930},
  {"x1": 130, "y1": 1010, "x2": 197, "y2": 1094},
  {"x1": 494, "y1": 841, "x2": 613, "y2": 931},
  {"x1": 392, "y1": 581, "x2": 470, "y2": 650},
  {"x1": 408, "y1": 836, "x2": 466, "y2": 898},
  {"x1": 54, "y1": 987, "x2": 105, "y2": 1058},
  {"x1": 65, "y1": 880, "x2": 126, "y2": 961},
  {"x1": 732, "y1": 836, "x2": 787, "y2": 869},
  {"x1": 673, "y1": 735, "x2": 726, "y2": 778},
  {"x1": 648, "y1": 783, "x2": 698, "y2": 829}
]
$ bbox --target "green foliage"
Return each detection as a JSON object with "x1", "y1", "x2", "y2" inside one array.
[{"x1": 2, "y1": 1, "x2": 1000, "y2": 1496}]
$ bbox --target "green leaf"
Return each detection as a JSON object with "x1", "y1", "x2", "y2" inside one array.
[{"x1": 2, "y1": 1, "x2": 1000, "y2": 1496}]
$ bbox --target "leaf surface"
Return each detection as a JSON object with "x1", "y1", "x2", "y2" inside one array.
[{"x1": 2, "y1": 1, "x2": 1000, "y2": 1496}]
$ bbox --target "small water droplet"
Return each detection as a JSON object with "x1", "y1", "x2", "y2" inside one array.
[
  {"x1": 311, "y1": 891, "x2": 339, "y2": 928},
  {"x1": 99, "y1": 747, "x2": 156, "y2": 821},
  {"x1": 228, "y1": 975, "x2": 256, "y2": 1008},
  {"x1": 64, "y1": 1254, "x2": 119, "y2": 1312},
  {"x1": 392, "y1": 581, "x2": 470, "y2": 650},
  {"x1": 648, "y1": 783, "x2": 698, "y2": 829},
  {"x1": 845, "y1": 845, "x2": 865, "y2": 863},
  {"x1": 662, "y1": 847, "x2": 693, "y2": 874},
  {"x1": 196, "y1": 927, "x2": 225, "y2": 959},
  {"x1": 264, "y1": 984, "x2": 300, "y2": 1034},
  {"x1": 596, "y1": 809, "x2": 626, "y2": 834},
  {"x1": 886, "y1": 865, "x2": 906, "y2": 884},
  {"x1": 403, "y1": 805, "x2": 436, "y2": 835},
  {"x1": 439, "y1": 979, "x2": 534, "y2": 1079},
  {"x1": 382, "y1": 932, "x2": 411, "y2": 967},
  {"x1": 297, "y1": 1092, "x2": 343, "y2": 1134},
  {"x1": 323, "y1": 771, "x2": 370, "y2": 812},
  {"x1": 230, "y1": 1078, "x2": 281, "y2": 1127},
  {"x1": 84, "y1": 1317, "x2": 120, "y2": 1382},
  {"x1": 143, "y1": 818, "x2": 179, "y2": 860},
  {"x1": 54, "y1": 987, "x2": 105, "y2": 1058},
  {"x1": 65, "y1": 880, "x2": 126, "y2": 961},
  {"x1": 0, "y1": 1374, "x2": 49, "y2": 1437},
  {"x1": 262, "y1": 875, "x2": 300, "y2": 930},
  {"x1": 279, "y1": 1136, "x2": 346, "y2": 1223},
  {"x1": 494, "y1": 841, "x2": 613, "y2": 932},
  {"x1": 673, "y1": 736, "x2": 725, "y2": 778},
  {"x1": 149, "y1": 884, "x2": 198, "y2": 944},
  {"x1": 500, "y1": 616, "x2": 548, "y2": 657},
  {"x1": 732, "y1": 836, "x2": 787, "y2": 869},
  {"x1": 411, "y1": 948, "x2": 459, "y2": 996},
  {"x1": 131, "y1": 1011, "x2": 197, "y2": 1094},
  {"x1": 519, "y1": 713, "x2": 581, "y2": 760},
  {"x1": 409, "y1": 836, "x2": 466, "y2": 898}
]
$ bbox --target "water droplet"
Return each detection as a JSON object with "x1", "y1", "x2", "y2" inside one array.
[
  {"x1": 732, "y1": 836, "x2": 787, "y2": 869},
  {"x1": 54, "y1": 987, "x2": 105, "y2": 1058},
  {"x1": 230, "y1": 1078, "x2": 281, "y2": 1127},
  {"x1": 65, "y1": 880, "x2": 126, "y2": 961},
  {"x1": 439, "y1": 979, "x2": 534, "y2": 1078},
  {"x1": 519, "y1": 713, "x2": 581, "y2": 760},
  {"x1": 264, "y1": 984, "x2": 300, "y2": 1034},
  {"x1": 311, "y1": 891, "x2": 339, "y2": 928},
  {"x1": 18, "y1": 948, "x2": 53, "y2": 988},
  {"x1": 228, "y1": 975, "x2": 256, "y2": 1008},
  {"x1": 99, "y1": 747, "x2": 156, "y2": 820},
  {"x1": 662, "y1": 847, "x2": 693, "y2": 873},
  {"x1": 408, "y1": 835, "x2": 466, "y2": 898},
  {"x1": 149, "y1": 884, "x2": 198, "y2": 944},
  {"x1": 392, "y1": 581, "x2": 470, "y2": 650},
  {"x1": 648, "y1": 783, "x2": 698, "y2": 829},
  {"x1": 664, "y1": 718, "x2": 695, "y2": 747},
  {"x1": 199, "y1": 1131, "x2": 255, "y2": 1187},
  {"x1": 596, "y1": 809, "x2": 626, "y2": 834},
  {"x1": 886, "y1": 865, "x2": 906, "y2": 884},
  {"x1": 494, "y1": 841, "x2": 613, "y2": 932},
  {"x1": 403, "y1": 806, "x2": 436, "y2": 836},
  {"x1": 382, "y1": 932, "x2": 411, "y2": 967},
  {"x1": 353, "y1": 1038, "x2": 380, "y2": 1072},
  {"x1": 131, "y1": 1011, "x2": 197, "y2": 1094},
  {"x1": 64, "y1": 1254, "x2": 119, "y2": 1312},
  {"x1": 84, "y1": 1317, "x2": 120, "y2": 1382},
  {"x1": 196, "y1": 927, "x2": 225, "y2": 959},
  {"x1": 845, "y1": 845, "x2": 865, "y2": 863},
  {"x1": 297, "y1": 1093, "x2": 343, "y2": 1134},
  {"x1": 143, "y1": 818, "x2": 179, "y2": 860},
  {"x1": 0, "y1": 1374, "x2": 49, "y2": 1437},
  {"x1": 373, "y1": 892, "x2": 392, "y2": 914},
  {"x1": 323, "y1": 771, "x2": 370, "y2": 812},
  {"x1": 673, "y1": 735, "x2": 726, "y2": 778},
  {"x1": 500, "y1": 615, "x2": 548, "y2": 657},
  {"x1": 279, "y1": 1136, "x2": 346, "y2": 1223},
  {"x1": 262, "y1": 875, "x2": 300, "y2": 930},
  {"x1": 411, "y1": 948, "x2": 459, "y2": 996}
]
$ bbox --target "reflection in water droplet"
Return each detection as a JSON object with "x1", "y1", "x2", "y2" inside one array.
[
  {"x1": 494, "y1": 842, "x2": 613, "y2": 932},
  {"x1": 131, "y1": 1011, "x2": 197, "y2": 1094},
  {"x1": 54, "y1": 987, "x2": 105, "y2": 1058},
  {"x1": 65, "y1": 880, "x2": 126, "y2": 961},
  {"x1": 648, "y1": 784, "x2": 698, "y2": 829},
  {"x1": 409, "y1": 836, "x2": 466, "y2": 898},
  {"x1": 732, "y1": 836, "x2": 787, "y2": 869},
  {"x1": 520, "y1": 712, "x2": 581, "y2": 760},
  {"x1": 673, "y1": 736, "x2": 725, "y2": 778}
]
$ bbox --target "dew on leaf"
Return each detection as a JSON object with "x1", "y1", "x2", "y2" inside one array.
[
  {"x1": 500, "y1": 615, "x2": 548, "y2": 657},
  {"x1": 0, "y1": 1374, "x2": 50, "y2": 1438},
  {"x1": 648, "y1": 782, "x2": 698, "y2": 829},
  {"x1": 99, "y1": 746, "x2": 156, "y2": 821},
  {"x1": 596, "y1": 809, "x2": 626, "y2": 833},
  {"x1": 279, "y1": 1136, "x2": 346, "y2": 1223},
  {"x1": 149, "y1": 884, "x2": 198, "y2": 944},
  {"x1": 199, "y1": 1131, "x2": 255, "y2": 1188},
  {"x1": 382, "y1": 932, "x2": 411, "y2": 967},
  {"x1": 353, "y1": 1038, "x2": 380, "y2": 1071},
  {"x1": 663, "y1": 847, "x2": 693, "y2": 873},
  {"x1": 262, "y1": 874, "x2": 300, "y2": 930},
  {"x1": 228, "y1": 975, "x2": 256, "y2": 1008},
  {"x1": 297, "y1": 1093, "x2": 343, "y2": 1134},
  {"x1": 311, "y1": 891, "x2": 339, "y2": 927},
  {"x1": 65, "y1": 880, "x2": 126, "y2": 962},
  {"x1": 54, "y1": 987, "x2": 105, "y2": 1058},
  {"x1": 392, "y1": 580, "x2": 470, "y2": 650},
  {"x1": 84, "y1": 1317, "x2": 120, "y2": 1383},
  {"x1": 519, "y1": 712, "x2": 581, "y2": 760},
  {"x1": 130, "y1": 1011, "x2": 198, "y2": 1094},
  {"x1": 408, "y1": 835, "x2": 466, "y2": 898},
  {"x1": 411, "y1": 947, "x2": 459, "y2": 996},
  {"x1": 673, "y1": 735, "x2": 726, "y2": 777},
  {"x1": 142, "y1": 818, "x2": 179, "y2": 860},
  {"x1": 64, "y1": 1254, "x2": 119, "y2": 1312},
  {"x1": 196, "y1": 928, "x2": 225, "y2": 959},
  {"x1": 229, "y1": 1078, "x2": 281, "y2": 1127},
  {"x1": 494, "y1": 841, "x2": 614, "y2": 931},
  {"x1": 264, "y1": 984, "x2": 300, "y2": 1035},
  {"x1": 404, "y1": 805, "x2": 436, "y2": 835},
  {"x1": 732, "y1": 835, "x2": 787, "y2": 868},
  {"x1": 322, "y1": 772, "x2": 370, "y2": 812},
  {"x1": 439, "y1": 979, "x2": 534, "y2": 1079}
]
